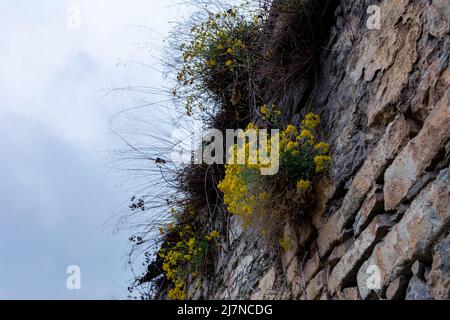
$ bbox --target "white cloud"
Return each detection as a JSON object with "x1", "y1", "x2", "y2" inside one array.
[
  {"x1": 0, "y1": 0, "x2": 187, "y2": 299},
  {"x1": 0, "y1": 0, "x2": 182, "y2": 147}
]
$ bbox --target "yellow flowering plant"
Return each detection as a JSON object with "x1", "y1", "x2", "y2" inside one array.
[
  {"x1": 158, "y1": 218, "x2": 221, "y2": 300},
  {"x1": 171, "y1": 5, "x2": 262, "y2": 116},
  {"x1": 260, "y1": 103, "x2": 283, "y2": 127},
  {"x1": 218, "y1": 112, "x2": 332, "y2": 235}
]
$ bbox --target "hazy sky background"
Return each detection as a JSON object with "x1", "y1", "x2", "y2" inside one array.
[{"x1": 0, "y1": 0, "x2": 186, "y2": 299}]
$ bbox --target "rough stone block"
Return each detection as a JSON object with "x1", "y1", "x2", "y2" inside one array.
[
  {"x1": 328, "y1": 215, "x2": 394, "y2": 293},
  {"x1": 318, "y1": 114, "x2": 415, "y2": 257},
  {"x1": 386, "y1": 276, "x2": 409, "y2": 300},
  {"x1": 428, "y1": 234, "x2": 450, "y2": 299},
  {"x1": 338, "y1": 287, "x2": 360, "y2": 300},
  {"x1": 302, "y1": 251, "x2": 321, "y2": 285},
  {"x1": 406, "y1": 276, "x2": 433, "y2": 300},
  {"x1": 353, "y1": 184, "x2": 384, "y2": 236},
  {"x1": 305, "y1": 269, "x2": 327, "y2": 300},
  {"x1": 357, "y1": 168, "x2": 450, "y2": 299},
  {"x1": 328, "y1": 238, "x2": 354, "y2": 268},
  {"x1": 384, "y1": 90, "x2": 450, "y2": 211}
]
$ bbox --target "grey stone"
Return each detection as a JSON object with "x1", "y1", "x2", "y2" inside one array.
[
  {"x1": 411, "y1": 260, "x2": 425, "y2": 277},
  {"x1": 428, "y1": 234, "x2": 450, "y2": 299},
  {"x1": 405, "y1": 276, "x2": 433, "y2": 300},
  {"x1": 228, "y1": 215, "x2": 244, "y2": 245}
]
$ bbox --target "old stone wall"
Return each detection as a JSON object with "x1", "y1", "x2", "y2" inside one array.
[{"x1": 187, "y1": 0, "x2": 450, "y2": 300}]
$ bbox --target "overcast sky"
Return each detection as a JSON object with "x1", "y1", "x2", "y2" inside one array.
[{"x1": 0, "y1": 0, "x2": 185, "y2": 299}]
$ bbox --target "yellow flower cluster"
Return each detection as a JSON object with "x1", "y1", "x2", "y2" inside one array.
[
  {"x1": 260, "y1": 104, "x2": 282, "y2": 121},
  {"x1": 297, "y1": 179, "x2": 311, "y2": 192},
  {"x1": 218, "y1": 163, "x2": 256, "y2": 224},
  {"x1": 314, "y1": 142, "x2": 330, "y2": 154},
  {"x1": 302, "y1": 113, "x2": 320, "y2": 130},
  {"x1": 314, "y1": 155, "x2": 333, "y2": 173},
  {"x1": 218, "y1": 113, "x2": 332, "y2": 228},
  {"x1": 298, "y1": 129, "x2": 315, "y2": 145},
  {"x1": 206, "y1": 230, "x2": 220, "y2": 241},
  {"x1": 279, "y1": 236, "x2": 294, "y2": 251},
  {"x1": 261, "y1": 104, "x2": 269, "y2": 119},
  {"x1": 174, "y1": 5, "x2": 260, "y2": 115},
  {"x1": 159, "y1": 222, "x2": 221, "y2": 300},
  {"x1": 167, "y1": 282, "x2": 186, "y2": 300}
]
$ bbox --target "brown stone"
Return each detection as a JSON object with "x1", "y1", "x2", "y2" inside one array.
[
  {"x1": 297, "y1": 220, "x2": 315, "y2": 249},
  {"x1": 353, "y1": 184, "x2": 384, "y2": 236},
  {"x1": 328, "y1": 238, "x2": 354, "y2": 268},
  {"x1": 351, "y1": 0, "x2": 411, "y2": 86},
  {"x1": 312, "y1": 177, "x2": 337, "y2": 229},
  {"x1": 250, "y1": 267, "x2": 277, "y2": 300},
  {"x1": 286, "y1": 258, "x2": 298, "y2": 286},
  {"x1": 328, "y1": 215, "x2": 394, "y2": 294},
  {"x1": 427, "y1": 1, "x2": 450, "y2": 38},
  {"x1": 406, "y1": 172, "x2": 437, "y2": 201},
  {"x1": 319, "y1": 291, "x2": 330, "y2": 300},
  {"x1": 318, "y1": 114, "x2": 416, "y2": 257},
  {"x1": 367, "y1": 18, "x2": 421, "y2": 126},
  {"x1": 282, "y1": 222, "x2": 314, "y2": 272},
  {"x1": 357, "y1": 168, "x2": 450, "y2": 299},
  {"x1": 386, "y1": 276, "x2": 409, "y2": 300},
  {"x1": 286, "y1": 258, "x2": 302, "y2": 298},
  {"x1": 302, "y1": 251, "x2": 321, "y2": 285},
  {"x1": 338, "y1": 287, "x2": 360, "y2": 300},
  {"x1": 410, "y1": 60, "x2": 441, "y2": 122},
  {"x1": 305, "y1": 269, "x2": 327, "y2": 300},
  {"x1": 384, "y1": 90, "x2": 450, "y2": 211}
]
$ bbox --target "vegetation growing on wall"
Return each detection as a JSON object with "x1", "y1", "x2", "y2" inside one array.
[
  {"x1": 218, "y1": 111, "x2": 331, "y2": 234},
  {"x1": 122, "y1": 0, "x2": 335, "y2": 300},
  {"x1": 174, "y1": 8, "x2": 258, "y2": 116},
  {"x1": 168, "y1": 1, "x2": 267, "y2": 131},
  {"x1": 158, "y1": 213, "x2": 220, "y2": 300}
]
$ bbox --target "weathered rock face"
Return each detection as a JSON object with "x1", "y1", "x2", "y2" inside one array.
[
  {"x1": 186, "y1": 0, "x2": 450, "y2": 300},
  {"x1": 328, "y1": 214, "x2": 394, "y2": 294},
  {"x1": 405, "y1": 276, "x2": 433, "y2": 300},
  {"x1": 357, "y1": 169, "x2": 450, "y2": 299},
  {"x1": 384, "y1": 90, "x2": 450, "y2": 211},
  {"x1": 428, "y1": 234, "x2": 450, "y2": 299}
]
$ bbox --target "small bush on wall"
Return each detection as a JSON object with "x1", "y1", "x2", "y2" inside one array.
[
  {"x1": 170, "y1": 3, "x2": 265, "y2": 128},
  {"x1": 158, "y1": 210, "x2": 220, "y2": 300},
  {"x1": 218, "y1": 111, "x2": 331, "y2": 237}
]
